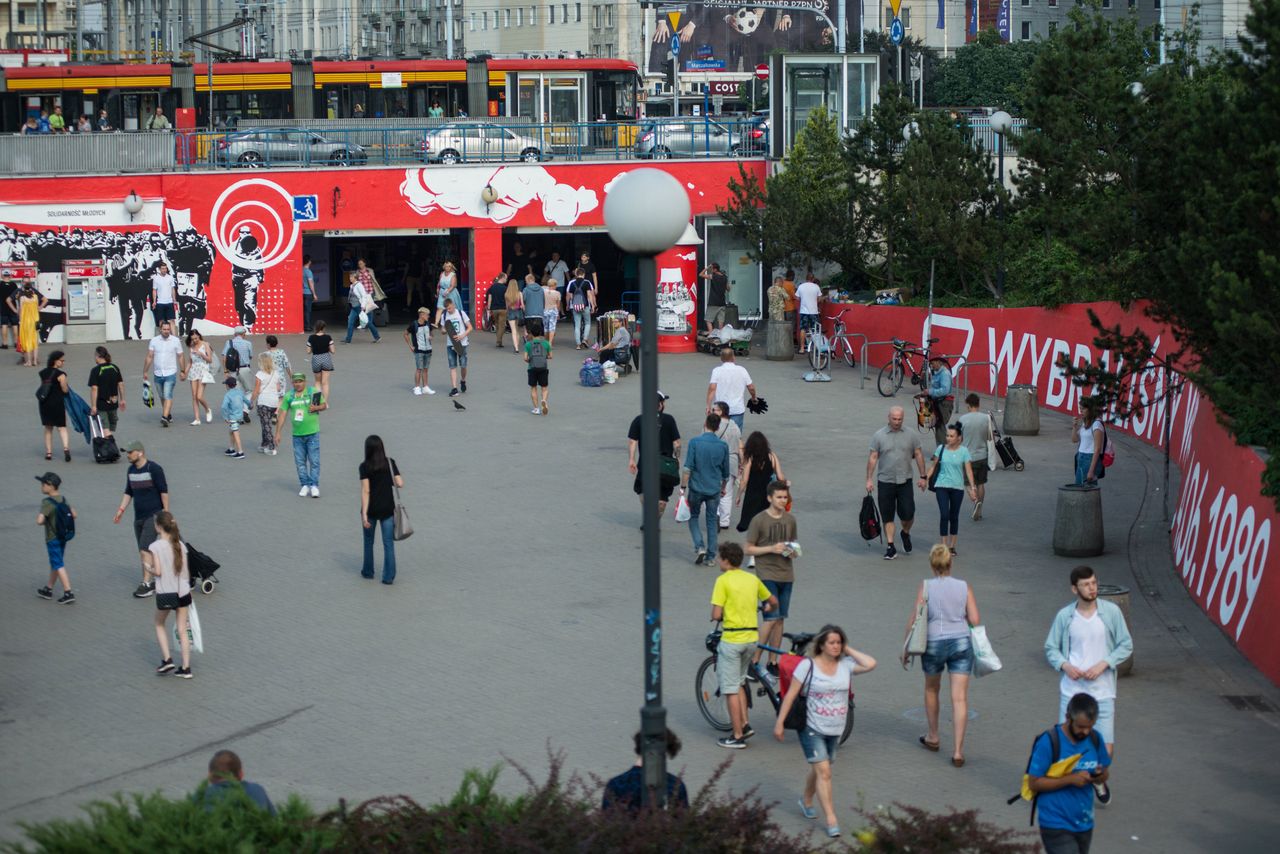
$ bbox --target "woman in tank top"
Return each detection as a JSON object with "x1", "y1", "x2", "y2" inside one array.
[{"x1": 902, "y1": 544, "x2": 980, "y2": 766}]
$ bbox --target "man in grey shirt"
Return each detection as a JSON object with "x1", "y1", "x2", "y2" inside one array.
[
  {"x1": 521, "y1": 273, "x2": 545, "y2": 322},
  {"x1": 680, "y1": 412, "x2": 731, "y2": 565},
  {"x1": 712, "y1": 401, "x2": 743, "y2": 531},
  {"x1": 865, "y1": 405, "x2": 928, "y2": 561},
  {"x1": 957, "y1": 393, "x2": 993, "y2": 521}
]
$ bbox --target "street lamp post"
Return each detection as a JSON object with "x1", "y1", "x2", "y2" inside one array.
[
  {"x1": 989, "y1": 110, "x2": 1013, "y2": 301},
  {"x1": 603, "y1": 169, "x2": 692, "y2": 808}
]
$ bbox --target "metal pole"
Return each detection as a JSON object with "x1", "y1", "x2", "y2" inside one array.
[
  {"x1": 837, "y1": 0, "x2": 846, "y2": 53},
  {"x1": 637, "y1": 254, "x2": 667, "y2": 808},
  {"x1": 672, "y1": 53, "x2": 679, "y2": 116},
  {"x1": 447, "y1": 0, "x2": 454, "y2": 59},
  {"x1": 996, "y1": 132, "x2": 1005, "y2": 299}
]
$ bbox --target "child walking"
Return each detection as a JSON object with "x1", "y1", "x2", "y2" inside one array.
[
  {"x1": 220, "y1": 376, "x2": 247, "y2": 459},
  {"x1": 523, "y1": 317, "x2": 553, "y2": 416},
  {"x1": 35, "y1": 472, "x2": 76, "y2": 604}
]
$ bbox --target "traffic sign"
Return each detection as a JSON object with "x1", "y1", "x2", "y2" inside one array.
[
  {"x1": 890, "y1": 17, "x2": 904, "y2": 46},
  {"x1": 755, "y1": 63, "x2": 769, "y2": 80},
  {"x1": 671, "y1": 35, "x2": 681, "y2": 56}
]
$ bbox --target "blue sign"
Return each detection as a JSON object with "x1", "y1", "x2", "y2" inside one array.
[
  {"x1": 292, "y1": 195, "x2": 318, "y2": 223},
  {"x1": 695, "y1": 42, "x2": 714, "y2": 59},
  {"x1": 890, "y1": 17, "x2": 904, "y2": 46},
  {"x1": 670, "y1": 35, "x2": 681, "y2": 56},
  {"x1": 685, "y1": 59, "x2": 727, "y2": 71}
]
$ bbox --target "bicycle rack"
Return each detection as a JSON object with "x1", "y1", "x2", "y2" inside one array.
[
  {"x1": 952, "y1": 360, "x2": 1002, "y2": 414},
  {"x1": 836, "y1": 332, "x2": 867, "y2": 370},
  {"x1": 859, "y1": 339, "x2": 904, "y2": 390}
]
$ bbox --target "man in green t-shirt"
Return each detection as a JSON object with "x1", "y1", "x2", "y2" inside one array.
[
  {"x1": 274, "y1": 372, "x2": 327, "y2": 498},
  {"x1": 709, "y1": 541, "x2": 777, "y2": 750},
  {"x1": 523, "y1": 321, "x2": 553, "y2": 415}
]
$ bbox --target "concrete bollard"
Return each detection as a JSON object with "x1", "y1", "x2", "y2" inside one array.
[
  {"x1": 1097, "y1": 583, "x2": 1134, "y2": 676},
  {"x1": 1003, "y1": 384, "x2": 1040, "y2": 435},
  {"x1": 766, "y1": 320, "x2": 795, "y2": 361},
  {"x1": 1053, "y1": 483, "x2": 1104, "y2": 557}
]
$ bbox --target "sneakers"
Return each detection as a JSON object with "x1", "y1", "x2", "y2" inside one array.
[
  {"x1": 232, "y1": 451, "x2": 245, "y2": 460},
  {"x1": 884, "y1": 544, "x2": 897, "y2": 561},
  {"x1": 190, "y1": 419, "x2": 201, "y2": 426},
  {"x1": 161, "y1": 417, "x2": 171, "y2": 428},
  {"x1": 423, "y1": 386, "x2": 436, "y2": 395},
  {"x1": 766, "y1": 662, "x2": 780, "y2": 678},
  {"x1": 694, "y1": 550, "x2": 707, "y2": 565},
  {"x1": 541, "y1": 401, "x2": 549, "y2": 416},
  {"x1": 156, "y1": 658, "x2": 175, "y2": 674},
  {"x1": 972, "y1": 500, "x2": 983, "y2": 521},
  {"x1": 309, "y1": 485, "x2": 320, "y2": 498},
  {"x1": 717, "y1": 736, "x2": 747, "y2": 749},
  {"x1": 205, "y1": 410, "x2": 213, "y2": 423},
  {"x1": 798, "y1": 799, "x2": 818, "y2": 820},
  {"x1": 1093, "y1": 781, "x2": 1111, "y2": 805},
  {"x1": 740, "y1": 724, "x2": 756, "y2": 740},
  {"x1": 531, "y1": 408, "x2": 541, "y2": 415},
  {"x1": 413, "y1": 386, "x2": 423, "y2": 396},
  {"x1": 449, "y1": 388, "x2": 459, "y2": 397},
  {"x1": 57, "y1": 591, "x2": 76, "y2": 604},
  {"x1": 901, "y1": 531, "x2": 913, "y2": 554},
  {"x1": 133, "y1": 581, "x2": 155, "y2": 598},
  {"x1": 174, "y1": 667, "x2": 193, "y2": 679},
  {"x1": 37, "y1": 586, "x2": 53, "y2": 600},
  {"x1": 299, "y1": 485, "x2": 310, "y2": 497},
  {"x1": 224, "y1": 448, "x2": 237, "y2": 456},
  {"x1": 460, "y1": 381, "x2": 467, "y2": 393},
  {"x1": 267, "y1": 448, "x2": 277, "y2": 456}
]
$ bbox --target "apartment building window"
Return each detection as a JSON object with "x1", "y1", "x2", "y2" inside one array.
[
  {"x1": 1021, "y1": 21, "x2": 1031, "y2": 39},
  {"x1": 1128, "y1": 0, "x2": 1136, "y2": 7},
  {"x1": 1154, "y1": 0, "x2": 1161, "y2": 7},
  {"x1": 1021, "y1": 0, "x2": 1029, "y2": 5},
  {"x1": 903, "y1": 7, "x2": 911, "y2": 27},
  {"x1": 482, "y1": 12, "x2": 488, "y2": 29},
  {"x1": 1048, "y1": 0, "x2": 1057, "y2": 6},
  {"x1": 607, "y1": 5, "x2": 614, "y2": 27},
  {"x1": 576, "y1": 3, "x2": 583, "y2": 22},
  {"x1": 1048, "y1": 21, "x2": 1057, "y2": 33},
  {"x1": 532, "y1": 6, "x2": 538, "y2": 25},
  {"x1": 517, "y1": 8, "x2": 524, "y2": 26},
  {"x1": 549, "y1": 5, "x2": 556, "y2": 23},
  {"x1": 437, "y1": 22, "x2": 445, "y2": 40},
  {"x1": 605, "y1": 43, "x2": 615, "y2": 57},
  {"x1": 1102, "y1": 0, "x2": 1111, "y2": 8},
  {"x1": 469, "y1": 12, "x2": 476, "y2": 31},
  {"x1": 563, "y1": 4, "x2": 569, "y2": 23},
  {"x1": 504, "y1": 10, "x2": 511, "y2": 26}
]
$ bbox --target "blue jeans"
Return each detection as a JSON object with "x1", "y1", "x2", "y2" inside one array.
[
  {"x1": 291, "y1": 433, "x2": 320, "y2": 487},
  {"x1": 1075, "y1": 452, "x2": 1099, "y2": 485},
  {"x1": 729, "y1": 413, "x2": 744, "y2": 430},
  {"x1": 935, "y1": 486, "x2": 963, "y2": 536},
  {"x1": 572, "y1": 308, "x2": 592, "y2": 344},
  {"x1": 687, "y1": 490, "x2": 719, "y2": 555},
  {"x1": 345, "y1": 305, "x2": 380, "y2": 342},
  {"x1": 302, "y1": 293, "x2": 313, "y2": 330},
  {"x1": 362, "y1": 516, "x2": 396, "y2": 583}
]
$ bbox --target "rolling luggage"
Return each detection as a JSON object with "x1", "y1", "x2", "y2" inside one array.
[
  {"x1": 186, "y1": 543, "x2": 221, "y2": 595},
  {"x1": 90, "y1": 415, "x2": 120, "y2": 464},
  {"x1": 993, "y1": 436, "x2": 1025, "y2": 471}
]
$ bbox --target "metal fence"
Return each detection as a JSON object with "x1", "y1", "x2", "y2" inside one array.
[{"x1": 0, "y1": 132, "x2": 176, "y2": 174}]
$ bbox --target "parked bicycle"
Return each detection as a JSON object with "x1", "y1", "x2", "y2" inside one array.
[
  {"x1": 695, "y1": 627, "x2": 855, "y2": 745},
  {"x1": 877, "y1": 336, "x2": 949, "y2": 397},
  {"x1": 805, "y1": 310, "x2": 857, "y2": 373}
]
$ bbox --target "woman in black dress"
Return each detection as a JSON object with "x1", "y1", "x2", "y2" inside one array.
[
  {"x1": 37, "y1": 350, "x2": 71, "y2": 461},
  {"x1": 736, "y1": 431, "x2": 787, "y2": 532},
  {"x1": 359, "y1": 434, "x2": 404, "y2": 585}
]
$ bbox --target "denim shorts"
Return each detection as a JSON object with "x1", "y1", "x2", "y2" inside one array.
[
  {"x1": 798, "y1": 727, "x2": 840, "y2": 764},
  {"x1": 717, "y1": 640, "x2": 754, "y2": 695},
  {"x1": 413, "y1": 351, "x2": 432, "y2": 370},
  {"x1": 446, "y1": 346, "x2": 468, "y2": 368},
  {"x1": 1059, "y1": 694, "x2": 1115, "y2": 744},
  {"x1": 154, "y1": 373, "x2": 177, "y2": 400},
  {"x1": 762, "y1": 580, "x2": 792, "y2": 622},
  {"x1": 46, "y1": 539, "x2": 66, "y2": 571},
  {"x1": 921, "y1": 636, "x2": 973, "y2": 675}
]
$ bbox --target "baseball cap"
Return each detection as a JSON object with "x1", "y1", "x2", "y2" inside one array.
[
  {"x1": 124, "y1": 441, "x2": 145, "y2": 453},
  {"x1": 34, "y1": 471, "x2": 61, "y2": 488},
  {"x1": 224, "y1": 376, "x2": 238, "y2": 387},
  {"x1": 234, "y1": 325, "x2": 248, "y2": 335},
  {"x1": 291, "y1": 372, "x2": 307, "y2": 381},
  {"x1": 657, "y1": 391, "x2": 670, "y2": 402}
]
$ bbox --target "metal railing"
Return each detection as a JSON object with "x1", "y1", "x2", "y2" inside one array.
[
  {"x1": 859, "y1": 339, "x2": 903, "y2": 390},
  {"x1": 0, "y1": 119, "x2": 769, "y2": 175}
]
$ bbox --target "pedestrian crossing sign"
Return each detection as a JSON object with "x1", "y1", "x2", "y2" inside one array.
[{"x1": 292, "y1": 195, "x2": 318, "y2": 223}]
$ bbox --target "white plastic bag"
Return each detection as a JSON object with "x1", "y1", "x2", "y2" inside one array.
[
  {"x1": 357, "y1": 310, "x2": 369, "y2": 329},
  {"x1": 970, "y1": 624, "x2": 1001, "y2": 677},
  {"x1": 673, "y1": 492, "x2": 691, "y2": 523},
  {"x1": 602, "y1": 362, "x2": 618, "y2": 384},
  {"x1": 174, "y1": 603, "x2": 205, "y2": 654}
]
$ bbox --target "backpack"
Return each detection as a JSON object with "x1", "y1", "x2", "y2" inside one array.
[
  {"x1": 224, "y1": 345, "x2": 241, "y2": 373},
  {"x1": 858, "y1": 494, "x2": 882, "y2": 542},
  {"x1": 51, "y1": 498, "x2": 75, "y2": 542},
  {"x1": 528, "y1": 339, "x2": 549, "y2": 370},
  {"x1": 1101, "y1": 427, "x2": 1115, "y2": 469},
  {"x1": 1008, "y1": 725, "x2": 1103, "y2": 826}
]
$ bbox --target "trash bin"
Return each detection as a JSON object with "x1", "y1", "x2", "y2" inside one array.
[
  {"x1": 1097, "y1": 583, "x2": 1134, "y2": 676},
  {"x1": 1053, "y1": 483, "x2": 1104, "y2": 557},
  {"x1": 1003, "y1": 384, "x2": 1040, "y2": 436},
  {"x1": 766, "y1": 319, "x2": 794, "y2": 361}
]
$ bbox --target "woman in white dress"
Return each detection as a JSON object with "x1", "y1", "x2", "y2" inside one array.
[
  {"x1": 435, "y1": 261, "x2": 459, "y2": 325},
  {"x1": 186, "y1": 330, "x2": 215, "y2": 425}
]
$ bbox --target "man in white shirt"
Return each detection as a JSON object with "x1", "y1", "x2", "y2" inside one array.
[
  {"x1": 795, "y1": 273, "x2": 824, "y2": 347},
  {"x1": 440, "y1": 295, "x2": 474, "y2": 398},
  {"x1": 150, "y1": 263, "x2": 177, "y2": 327},
  {"x1": 142, "y1": 320, "x2": 187, "y2": 426},
  {"x1": 706, "y1": 348, "x2": 757, "y2": 429},
  {"x1": 543, "y1": 251, "x2": 570, "y2": 297}
]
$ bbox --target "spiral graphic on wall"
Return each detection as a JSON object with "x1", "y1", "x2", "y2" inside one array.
[{"x1": 208, "y1": 178, "x2": 300, "y2": 272}]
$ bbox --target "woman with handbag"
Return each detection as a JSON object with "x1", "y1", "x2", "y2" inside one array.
[
  {"x1": 925, "y1": 423, "x2": 977, "y2": 556},
  {"x1": 147, "y1": 511, "x2": 194, "y2": 679},
  {"x1": 359, "y1": 434, "x2": 404, "y2": 585},
  {"x1": 343, "y1": 260, "x2": 382, "y2": 343},
  {"x1": 37, "y1": 350, "x2": 71, "y2": 461},
  {"x1": 251, "y1": 353, "x2": 284, "y2": 455},
  {"x1": 901, "y1": 544, "x2": 980, "y2": 767},
  {"x1": 773, "y1": 625, "x2": 876, "y2": 839}
]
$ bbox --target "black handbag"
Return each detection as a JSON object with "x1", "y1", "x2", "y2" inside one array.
[
  {"x1": 659, "y1": 455, "x2": 680, "y2": 481},
  {"x1": 155, "y1": 592, "x2": 181, "y2": 610},
  {"x1": 927, "y1": 446, "x2": 942, "y2": 492},
  {"x1": 783, "y1": 662, "x2": 815, "y2": 731},
  {"x1": 35, "y1": 381, "x2": 51, "y2": 402}
]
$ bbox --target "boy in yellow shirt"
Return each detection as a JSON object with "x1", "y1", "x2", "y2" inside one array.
[{"x1": 710, "y1": 541, "x2": 777, "y2": 749}]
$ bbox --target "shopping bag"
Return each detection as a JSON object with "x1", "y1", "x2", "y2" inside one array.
[
  {"x1": 985, "y1": 415, "x2": 998, "y2": 475},
  {"x1": 393, "y1": 482, "x2": 413, "y2": 541},
  {"x1": 970, "y1": 624, "x2": 1001, "y2": 677},
  {"x1": 173, "y1": 603, "x2": 205, "y2": 654},
  {"x1": 673, "y1": 492, "x2": 691, "y2": 523},
  {"x1": 357, "y1": 310, "x2": 369, "y2": 329}
]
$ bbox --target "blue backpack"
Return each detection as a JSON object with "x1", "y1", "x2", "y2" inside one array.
[
  {"x1": 580, "y1": 359, "x2": 603, "y2": 387},
  {"x1": 52, "y1": 498, "x2": 75, "y2": 542}
]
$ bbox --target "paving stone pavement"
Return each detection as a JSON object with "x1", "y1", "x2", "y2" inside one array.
[{"x1": 2, "y1": 322, "x2": 1279, "y2": 851}]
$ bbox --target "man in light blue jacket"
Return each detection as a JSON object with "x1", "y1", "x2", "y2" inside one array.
[{"x1": 1044, "y1": 565, "x2": 1133, "y2": 806}]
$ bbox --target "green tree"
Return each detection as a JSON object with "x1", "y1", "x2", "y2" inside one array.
[
  {"x1": 846, "y1": 90, "x2": 918, "y2": 290},
  {"x1": 928, "y1": 28, "x2": 1042, "y2": 111}
]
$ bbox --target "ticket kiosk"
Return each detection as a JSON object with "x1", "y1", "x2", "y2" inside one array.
[{"x1": 63, "y1": 259, "x2": 108, "y2": 344}]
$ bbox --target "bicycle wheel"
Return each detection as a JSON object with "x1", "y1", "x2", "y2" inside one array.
[
  {"x1": 877, "y1": 360, "x2": 905, "y2": 396},
  {"x1": 696, "y1": 656, "x2": 733, "y2": 731},
  {"x1": 840, "y1": 340, "x2": 856, "y2": 368},
  {"x1": 839, "y1": 701, "x2": 855, "y2": 745},
  {"x1": 808, "y1": 337, "x2": 830, "y2": 372}
]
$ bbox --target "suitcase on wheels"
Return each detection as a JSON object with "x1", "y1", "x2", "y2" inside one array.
[
  {"x1": 993, "y1": 436, "x2": 1024, "y2": 471},
  {"x1": 90, "y1": 415, "x2": 120, "y2": 464}
]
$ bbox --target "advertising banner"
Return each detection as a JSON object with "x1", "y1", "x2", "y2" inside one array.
[{"x1": 648, "y1": 2, "x2": 836, "y2": 75}]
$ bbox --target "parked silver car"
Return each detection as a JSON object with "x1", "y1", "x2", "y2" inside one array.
[
  {"x1": 634, "y1": 119, "x2": 736, "y2": 159},
  {"x1": 215, "y1": 128, "x2": 367, "y2": 168},
  {"x1": 419, "y1": 123, "x2": 545, "y2": 164}
]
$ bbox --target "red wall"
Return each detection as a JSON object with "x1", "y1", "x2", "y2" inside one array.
[
  {"x1": 0, "y1": 162, "x2": 766, "y2": 333},
  {"x1": 834, "y1": 302, "x2": 1278, "y2": 685}
]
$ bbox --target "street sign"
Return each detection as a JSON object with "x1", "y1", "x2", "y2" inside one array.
[
  {"x1": 292, "y1": 195, "x2": 318, "y2": 223},
  {"x1": 671, "y1": 35, "x2": 681, "y2": 56},
  {"x1": 755, "y1": 63, "x2": 769, "y2": 80},
  {"x1": 889, "y1": 0, "x2": 903, "y2": 16},
  {"x1": 890, "y1": 17, "x2": 904, "y2": 46}
]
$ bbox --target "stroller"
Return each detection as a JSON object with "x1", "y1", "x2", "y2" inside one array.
[{"x1": 187, "y1": 543, "x2": 221, "y2": 595}]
